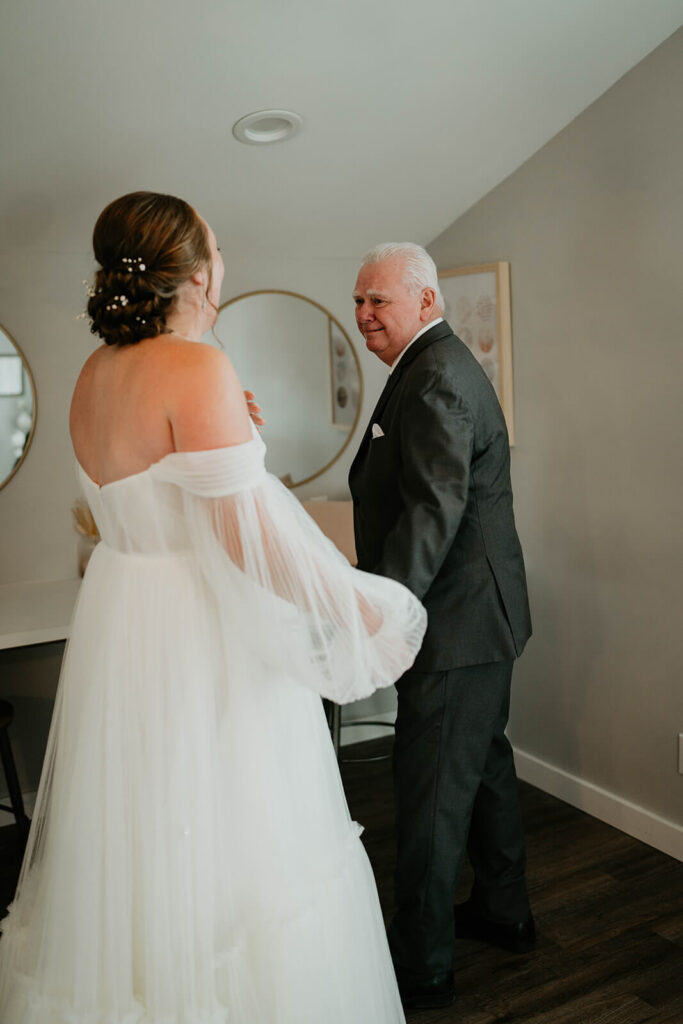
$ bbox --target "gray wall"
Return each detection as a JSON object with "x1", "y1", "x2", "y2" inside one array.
[{"x1": 429, "y1": 29, "x2": 683, "y2": 830}]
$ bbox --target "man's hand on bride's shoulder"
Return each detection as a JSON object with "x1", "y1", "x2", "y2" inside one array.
[{"x1": 244, "y1": 390, "x2": 266, "y2": 429}]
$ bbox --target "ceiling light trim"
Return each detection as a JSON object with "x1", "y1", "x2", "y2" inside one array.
[{"x1": 232, "y1": 109, "x2": 303, "y2": 146}]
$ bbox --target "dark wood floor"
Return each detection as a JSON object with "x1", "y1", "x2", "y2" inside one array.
[
  {"x1": 1, "y1": 739, "x2": 681, "y2": 1023},
  {"x1": 341, "y1": 738, "x2": 683, "y2": 1024}
]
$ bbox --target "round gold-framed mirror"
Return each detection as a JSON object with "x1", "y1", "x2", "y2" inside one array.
[
  {"x1": 0, "y1": 322, "x2": 37, "y2": 492},
  {"x1": 216, "y1": 290, "x2": 363, "y2": 488}
]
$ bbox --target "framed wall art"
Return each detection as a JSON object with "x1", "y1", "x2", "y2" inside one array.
[
  {"x1": 328, "y1": 318, "x2": 361, "y2": 430},
  {"x1": 438, "y1": 261, "x2": 515, "y2": 444}
]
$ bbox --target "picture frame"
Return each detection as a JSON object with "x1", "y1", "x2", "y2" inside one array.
[
  {"x1": 437, "y1": 262, "x2": 515, "y2": 444},
  {"x1": 328, "y1": 318, "x2": 361, "y2": 430}
]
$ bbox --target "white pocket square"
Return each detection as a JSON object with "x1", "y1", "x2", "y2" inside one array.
[{"x1": 371, "y1": 423, "x2": 385, "y2": 439}]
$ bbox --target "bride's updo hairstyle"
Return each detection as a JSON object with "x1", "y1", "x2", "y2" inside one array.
[{"x1": 87, "y1": 191, "x2": 212, "y2": 346}]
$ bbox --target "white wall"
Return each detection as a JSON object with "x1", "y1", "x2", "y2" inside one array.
[{"x1": 429, "y1": 29, "x2": 683, "y2": 855}]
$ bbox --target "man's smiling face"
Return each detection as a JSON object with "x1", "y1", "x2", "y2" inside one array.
[{"x1": 353, "y1": 257, "x2": 428, "y2": 367}]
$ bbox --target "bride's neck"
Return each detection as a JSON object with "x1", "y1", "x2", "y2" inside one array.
[
  {"x1": 165, "y1": 310, "x2": 203, "y2": 343},
  {"x1": 165, "y1": 285, "x2": 210, "y2": 343}
]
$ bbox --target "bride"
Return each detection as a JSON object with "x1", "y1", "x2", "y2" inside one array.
[{"x1": 0, "y1": 191, "x2": 426, "y2": 1023}]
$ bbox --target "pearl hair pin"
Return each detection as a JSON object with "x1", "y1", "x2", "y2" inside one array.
[{"x1": 121, "y1": 256, "x2": 147, "y2": 272}]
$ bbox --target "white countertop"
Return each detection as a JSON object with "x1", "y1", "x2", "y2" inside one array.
[{"x1": 0, "y1": 578, "x2": 81, "y2": 650}]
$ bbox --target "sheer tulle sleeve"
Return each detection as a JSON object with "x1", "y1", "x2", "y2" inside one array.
[{"x1": 151, "y1": 433, "x2": 426, "y2": 703}]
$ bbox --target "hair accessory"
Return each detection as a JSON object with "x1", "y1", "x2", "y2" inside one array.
[
  {"x1": 105, "y1": 295, "x2": 129, "y2": 312},
  {"x1": 121, "y1": 256, "x2": 147, "y2": 272}
]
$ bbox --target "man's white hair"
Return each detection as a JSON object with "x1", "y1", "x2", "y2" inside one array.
[{"x1": 361, "y1": 242, "x2": 444, "y2": 310}]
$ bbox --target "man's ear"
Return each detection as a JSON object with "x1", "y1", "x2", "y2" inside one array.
[{"x1": 419, "y1": 287, "x2": 436, "y2": 320}]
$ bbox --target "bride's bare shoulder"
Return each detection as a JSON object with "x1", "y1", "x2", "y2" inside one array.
[
  {"x1": 160, "y1": 340, "x2": 252, "y2": 450},
  {"x1": 73, "y1": 343, "x2": 107, "y2": 380},
  {"x1": 71, "y1": 338, "x2": 250, "y2": 451},
  {"x1": 157, "y1": 337, "x2": 232, "y2": 369},
  {"x1": 157, "y1": 339, "x2": 242, "y2": 394}
]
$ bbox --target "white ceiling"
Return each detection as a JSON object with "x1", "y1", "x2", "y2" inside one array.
[{"x1": 1, "y1": 1, "x2": 681, "y2": 261}]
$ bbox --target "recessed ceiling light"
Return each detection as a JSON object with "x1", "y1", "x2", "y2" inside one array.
[{"x1": 232, "y1": 109, "x2": 303, "y2": 146}]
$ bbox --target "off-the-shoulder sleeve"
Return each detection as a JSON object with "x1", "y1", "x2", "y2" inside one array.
[{"x1": 151, "y1": 435, "x2": 426, "y2": 704}]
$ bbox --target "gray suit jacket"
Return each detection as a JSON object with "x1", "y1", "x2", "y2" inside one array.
[{"x1": 348, "y1": 320, "x2": 531, "y2": 671}]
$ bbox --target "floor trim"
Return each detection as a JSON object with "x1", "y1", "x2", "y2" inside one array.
[{"x1": 513, "y1": 746, "x2": 683, "y2": 862}]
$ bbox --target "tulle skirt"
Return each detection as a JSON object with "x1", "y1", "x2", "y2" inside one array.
[{"x1": 0, "y1": 544, "x2": 405, "y2": 1023}]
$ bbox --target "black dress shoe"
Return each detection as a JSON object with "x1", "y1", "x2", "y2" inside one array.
[
  {"x1": 454, "y1": 899, "x2": 536, "y2": 953},
  {"x1": 396, "y1": 969, "x2": 455, "y2": 1010}
]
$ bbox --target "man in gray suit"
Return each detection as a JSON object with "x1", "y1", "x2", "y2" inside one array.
[{"x1": 348, "y1": 243, "x2": 534, "y2": 1010}]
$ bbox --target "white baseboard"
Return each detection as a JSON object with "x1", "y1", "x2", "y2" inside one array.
[{"x1": 513, "y1": 746, "x2": 683, "y2": 862}]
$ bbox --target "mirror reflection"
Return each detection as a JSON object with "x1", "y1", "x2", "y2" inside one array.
[
  {"x1": 0, "y1": 324, "x2": 36, "y2": 490},
  {"x1": 216, "y1": 291, "x2": 362, "y2": 488}
]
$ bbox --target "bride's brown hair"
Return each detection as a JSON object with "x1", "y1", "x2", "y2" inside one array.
[{"x1": 86, "y1": 191, "x2": 212, "y2": 346}]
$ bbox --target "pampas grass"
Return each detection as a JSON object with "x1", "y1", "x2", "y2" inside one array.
[
  {"x1": 71, "y1": 498, "x2": 99, "y2": 540},
  {"x1": 72, "y1": 499, "x2": 100, "y2": 575}
]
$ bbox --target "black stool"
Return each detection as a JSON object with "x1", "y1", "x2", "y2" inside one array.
[
  {"x1": 323, "y1": 699, "x2": 394, "y2": 764},
  {"x1": 0, "y1": 700, "x2": 31, "y2": 839}
]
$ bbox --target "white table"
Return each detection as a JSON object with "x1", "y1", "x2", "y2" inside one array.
[{"x1": 0, "y1": 578, "x2": 81, "y2": 650}]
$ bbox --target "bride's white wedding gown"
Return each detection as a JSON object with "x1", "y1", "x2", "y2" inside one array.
[{"x1": 0, "y1": 428, "x2": 426, "y2": 1024}]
